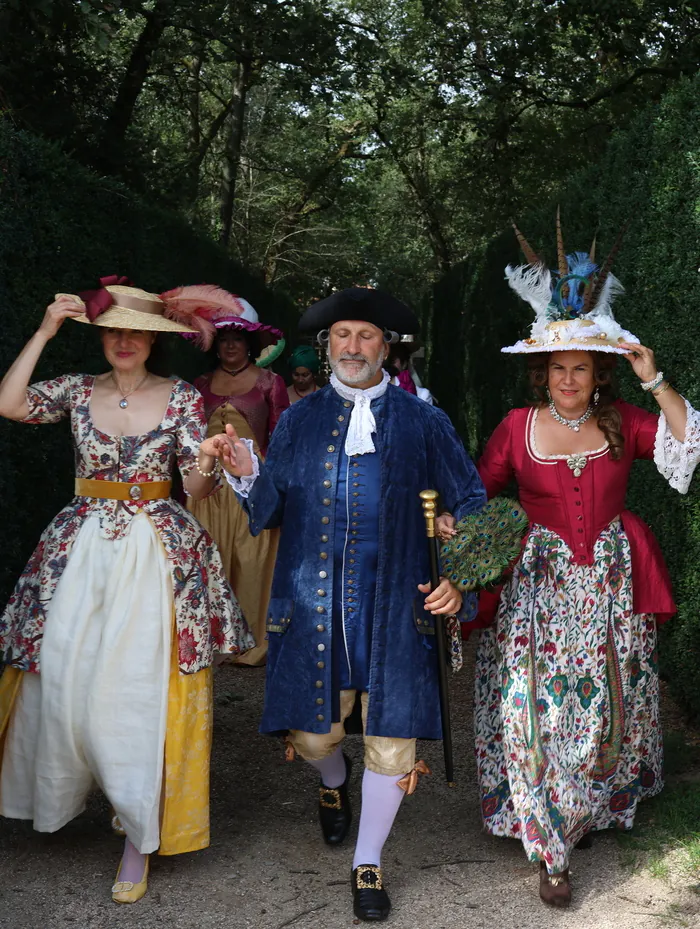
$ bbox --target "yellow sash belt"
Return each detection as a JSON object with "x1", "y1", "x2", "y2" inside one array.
[{"x1": 74, "y1": 478, "x2": 172, "y2": 502}]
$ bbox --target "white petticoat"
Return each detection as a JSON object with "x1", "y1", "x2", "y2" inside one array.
[{"x1": 0, "y1": 513, "x2": 172, "y2": 853}]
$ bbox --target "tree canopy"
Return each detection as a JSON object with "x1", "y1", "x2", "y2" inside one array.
[{"x1": 1, "y1": 0, "x2": 699, "y2": 305}]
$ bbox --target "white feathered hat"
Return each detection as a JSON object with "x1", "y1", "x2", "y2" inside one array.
[{"x1": 502, "y1": 212, "x2": 639, "y2": 355}]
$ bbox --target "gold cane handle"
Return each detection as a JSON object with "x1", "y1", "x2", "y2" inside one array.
[{"x1": 420, "y1": 489, "x2": 439, "y2": 539}]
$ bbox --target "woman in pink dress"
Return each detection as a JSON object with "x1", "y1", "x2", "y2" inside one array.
[{"x1": 178, "y1": 291, "x2": 288, "y2": 666}]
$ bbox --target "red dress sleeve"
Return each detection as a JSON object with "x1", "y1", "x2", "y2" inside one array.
[
  {"x1": 478, "y1": 410, "x2": 517, "y2": 498},
  {"x1": 266, "y1": 372, "x2": 290, "y2": 436},
  {"x1": 622, "y1": 401, "x2": 659, "y2": 461}
]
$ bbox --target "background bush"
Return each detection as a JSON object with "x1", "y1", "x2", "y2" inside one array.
[
  {"x1": 0, "y1": 123, "x2": 295, "y2": 605},
  {"x1": 426, "y1": 74, "x2": 700, "y2": 717}
]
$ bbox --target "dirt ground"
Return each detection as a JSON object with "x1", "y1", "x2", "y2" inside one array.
[{"x1": 1, "y1": 649, "x2": 699, "y2": 929}]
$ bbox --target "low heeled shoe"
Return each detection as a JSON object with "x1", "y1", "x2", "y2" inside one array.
[
  {"x1": 318, "y1": 753, "x2": 353, "y2": 845},
  {"x1": 351, "y1": 864, "x2": 391, "y2": 922}
]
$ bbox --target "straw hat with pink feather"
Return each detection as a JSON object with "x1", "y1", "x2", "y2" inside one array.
[{"x1": 58, "y1": 274, "x2": 217, "y2": 349}]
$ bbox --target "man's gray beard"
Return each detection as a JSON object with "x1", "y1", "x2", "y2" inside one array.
[{"x1": 328, "y1": 352, "x2": 385, "y2": 387}]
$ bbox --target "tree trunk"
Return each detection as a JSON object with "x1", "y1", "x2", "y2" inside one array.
[
  {"x1": 219, "y1": 56, "x2": 252, "y2": 247},
  {"x1": 101, "y1": 0, "x2": 172, "y2": 162},
  {"x1": 183, "y1": 46, "x2": 203, "y2": 204},
  {"x1": 373, "y1": 123, "x2": 453, "y2": 274}
]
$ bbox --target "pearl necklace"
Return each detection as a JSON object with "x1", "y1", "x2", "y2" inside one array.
[
  {"x1": 111, "y1": 371, "x2": 149, "y2": 409},
  {"x1": 548, "y1": 399, "x2": 594, "y2": 432}
]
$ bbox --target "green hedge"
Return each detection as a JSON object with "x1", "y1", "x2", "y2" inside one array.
[
  {"x1": 426, "y1": 75, "x2": 700, "y2": 716},
  {"x1": 0, "y1": 123, "x2": 295, "y2": 605}
]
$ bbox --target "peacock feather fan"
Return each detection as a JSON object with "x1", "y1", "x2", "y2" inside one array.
[{"x1": 440, "y1": 498, "x2": 529, "y2": 592}]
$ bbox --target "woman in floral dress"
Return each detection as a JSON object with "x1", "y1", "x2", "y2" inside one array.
[
  {"x1": 0, "y1": 284, "x2": 253, "y2": 904},
  {"x1": 439, "y1": 227, "x2": 700, "y2": 906}
]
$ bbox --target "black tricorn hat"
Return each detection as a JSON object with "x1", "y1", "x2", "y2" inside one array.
[{"x1": 298, "y1": 287, "x2": 420, "y2": 334}]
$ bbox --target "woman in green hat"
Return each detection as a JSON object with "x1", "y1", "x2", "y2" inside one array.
[{"x1": 287, "y1": 344, "x2": 321, "y2": 404}]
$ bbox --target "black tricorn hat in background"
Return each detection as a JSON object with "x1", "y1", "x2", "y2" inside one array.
[{"x1": 298, "y1": 287, "x2": 420, "y2": 334}]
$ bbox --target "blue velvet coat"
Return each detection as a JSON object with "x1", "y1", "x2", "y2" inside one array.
[{"x1": 240, "y1": 384, "x2": 486, "y2": 740}]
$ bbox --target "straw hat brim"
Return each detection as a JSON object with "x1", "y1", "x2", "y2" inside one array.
[{"x1": 70, "y1": 305, "x2": 198, "y2": 334}]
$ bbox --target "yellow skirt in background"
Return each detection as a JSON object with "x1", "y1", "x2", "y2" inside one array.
[{"x1": 189, "y1": 403, "x2": 279, "y2": 667}]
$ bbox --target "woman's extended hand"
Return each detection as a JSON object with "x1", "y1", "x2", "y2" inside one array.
[
  {"x1": 40, "y1": 295, "x2": 85, "y2": 339},
  {"x1": 620, "y1": 342, "x2": 658, "y2": 384},
  {"x1": 418, "y1": 577, "x2": 462, "y2": 615}
]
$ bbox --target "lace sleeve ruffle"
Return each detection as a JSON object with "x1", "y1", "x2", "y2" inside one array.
[
  {"x1": 222, "y1": 438, "x2": 260, "y2": 498},
  {"x1": 653, "y1": 396, "x2": 700, "y2": 494}
]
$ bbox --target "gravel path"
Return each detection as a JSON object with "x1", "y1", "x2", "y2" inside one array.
[{"x1": 1, "y1": 650, "x2": 698, "y2": 929}]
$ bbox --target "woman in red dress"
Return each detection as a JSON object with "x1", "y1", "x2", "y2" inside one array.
[{"x1": 440, "y1": 226, "x2": 700, "y2": 906}]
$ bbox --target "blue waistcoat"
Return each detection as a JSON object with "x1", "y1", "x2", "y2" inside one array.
[
  {"x1": 332, "y1": 443, "x2": 381, "y2": 700},
  {"x1": 240, "y1": 384, "x2": 486, "y2": 740}
]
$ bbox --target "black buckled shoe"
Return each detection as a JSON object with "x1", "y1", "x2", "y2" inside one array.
[
  {"x1": 351, "y1": 864, "x2": 391, "y2": 921},
  {"x1": 318, "y1": 754, "x2": 352, "y2": 845}
]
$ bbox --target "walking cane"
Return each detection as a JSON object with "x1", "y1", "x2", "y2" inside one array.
[{"x1": 419, "y1": 489, "x2": 456, "y2": 787}]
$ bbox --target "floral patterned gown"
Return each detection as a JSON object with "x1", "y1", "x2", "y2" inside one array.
[
  {"x1": 474, "y1": 400, "x2": 700, "y2": 874},
  {"x1": 0, "y1": 375, "x2": 252, "y2": 855}
]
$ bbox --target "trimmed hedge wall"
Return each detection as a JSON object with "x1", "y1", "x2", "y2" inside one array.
[
  {"x1": 426, "y1": 75, "x2": 700, "y2": 716},
  {"x1": 0, "y1": 123, "x2": 295, "y2": 605}
]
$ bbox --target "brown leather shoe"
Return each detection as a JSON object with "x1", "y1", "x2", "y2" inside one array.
[{"x1": 539, "y1": 862, "x2": 571, "y2": 907}]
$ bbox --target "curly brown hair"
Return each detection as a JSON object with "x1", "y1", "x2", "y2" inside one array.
[{"x1": 527, "y1": 352, "x2": 624, "y2": 460}]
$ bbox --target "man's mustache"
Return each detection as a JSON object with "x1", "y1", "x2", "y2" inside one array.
[{"x1": 337, "y1": 353, "x2": 369, "y2": 363}]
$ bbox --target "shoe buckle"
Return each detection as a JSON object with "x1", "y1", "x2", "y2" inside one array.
[
  {"x1": 319, "y1": 787, "x2": 342, "y2": 810},
  {"x1": 357, "y1": 865, "x2": 383, "y2": 889}
]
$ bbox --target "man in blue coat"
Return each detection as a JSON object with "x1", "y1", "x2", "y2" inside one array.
[{"x1": 217, "y1": 289, "x2": 485, "y2": 922}]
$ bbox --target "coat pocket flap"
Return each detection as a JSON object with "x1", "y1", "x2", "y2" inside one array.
[
  {"x1": 413, "y1": 598, "x2": 435, "y2": 635},
  {"x1": 266, "y1": 598, "x2": 294, "y2": 634}
]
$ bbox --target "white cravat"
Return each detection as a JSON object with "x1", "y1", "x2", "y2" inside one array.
[{"x1": 330, "y1": 370, "x2": 390, "y2": 455}]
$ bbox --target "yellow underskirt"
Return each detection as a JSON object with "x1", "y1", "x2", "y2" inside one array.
[{"x1": 0, "y1": 630, "x2": 212, "y2": 857}]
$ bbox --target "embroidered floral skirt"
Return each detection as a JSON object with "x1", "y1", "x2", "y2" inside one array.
[{"x1": 474, "y1": 521, "x2": 662, "y2": 873}]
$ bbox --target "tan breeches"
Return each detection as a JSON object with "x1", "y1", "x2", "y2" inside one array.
[{"x1": 287, "y1": 690, "x2": 416, "y2": 777}]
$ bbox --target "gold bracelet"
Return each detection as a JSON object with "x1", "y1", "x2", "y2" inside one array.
[
  {"x1": 195, "y1": 457, "x2": 219, "y2": 478},
  {"x1": 652, "y1": 381, "x2": 670, "y2": 397}
]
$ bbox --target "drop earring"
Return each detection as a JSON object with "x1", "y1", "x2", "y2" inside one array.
[{"x1": 593, "y1": 388, "x2": 600, "y2": 405}]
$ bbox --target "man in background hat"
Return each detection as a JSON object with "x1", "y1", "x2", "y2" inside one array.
[{"x1": 216, "y1": 288, "x2": 485, "y2": 922}]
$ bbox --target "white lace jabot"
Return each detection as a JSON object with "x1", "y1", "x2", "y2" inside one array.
[{"x1": 330, "y1": 370, "x2": 390, "y2": 455}]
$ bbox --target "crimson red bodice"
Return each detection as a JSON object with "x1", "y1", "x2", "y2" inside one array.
[{"x1": 478, "y1": 401, "x2": 675, "y2": 621}]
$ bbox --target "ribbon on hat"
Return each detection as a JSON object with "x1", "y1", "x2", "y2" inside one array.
[{"x1": 78, "y1": 274, "x2": 133, "y2": 322}]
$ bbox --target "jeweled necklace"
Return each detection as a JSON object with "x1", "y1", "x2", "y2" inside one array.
[
  {"x1": 111, "y1": 371, "x2": 149, "y2": 409},
  {"x1": 548, "y1": 399, "x2": 594, "y2": 432},
  {"x1": 220, "y1": 361, "x2": 251, "y2": 377}
]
